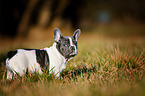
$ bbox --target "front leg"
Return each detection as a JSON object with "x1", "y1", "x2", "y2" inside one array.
[
  {"x1": 7, "y1": 70, "x2": 13, "y2": 79},
  {"x1": 53, "y1": 67, "x2": 61, "y2": 78},
  {"x1": 55, "y1": 72, "x2": 60, "y2": 78},
  {"x1": 49, "y1": 66, "x2": 60, "y2": 78}
]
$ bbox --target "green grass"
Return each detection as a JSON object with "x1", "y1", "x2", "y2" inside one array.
[{"x1": 0, "y1": 33, "x2": 145, "y2": 96}]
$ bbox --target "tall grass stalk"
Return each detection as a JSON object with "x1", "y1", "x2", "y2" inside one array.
[{"x1": 0, "y1": 35, "x2": 145, "y2": 96}]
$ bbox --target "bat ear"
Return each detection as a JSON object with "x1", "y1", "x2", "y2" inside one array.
[
  {"x1": 53, "y1": 28, "x2": 63, "y2": 43},
  {"x1": 72, "y1": 29, "x2": 81, "y2": 41}
]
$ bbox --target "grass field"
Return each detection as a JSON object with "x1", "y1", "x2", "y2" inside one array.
[{"x1": 0, "y1": 27, "x2": 145, "y2": 96}]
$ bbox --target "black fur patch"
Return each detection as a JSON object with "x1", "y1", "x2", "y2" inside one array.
[
  {"x1": 56, "y1": 37, "x2": 76, "y2": 59},
  {"x1": 7, "y1": 50, "x2": 18, "y2": 59},
  {"x1": 35, "y1": 50, "x2": 49, "y2": 71}
]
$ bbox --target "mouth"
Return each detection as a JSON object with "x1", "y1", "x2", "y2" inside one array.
[
  {"x1": 70, "y1": 54, "x2": 76, "y2": 57},
  {"x1": 66, "y1": 53, "x2": 77, "y2": 59},
  {"x1": 70, "y1": 52, "x2": 77, "y2": 56}
]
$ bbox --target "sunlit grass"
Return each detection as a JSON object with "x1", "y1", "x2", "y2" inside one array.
[{"x1": 0, "y1": 32, "x2": 145, "y2": 96}]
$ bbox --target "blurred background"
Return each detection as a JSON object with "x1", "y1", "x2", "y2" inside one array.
[
  {"x1": 0, "y1": 0, "x2": 145, "y2": 37},
  {"x1": 0, "y1": 0, "x2": 145, "y2": 62}
]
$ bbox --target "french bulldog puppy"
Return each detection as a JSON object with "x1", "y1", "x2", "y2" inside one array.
[{"x1": 6, "y1": 28, "x2": 81, "y2": 79}]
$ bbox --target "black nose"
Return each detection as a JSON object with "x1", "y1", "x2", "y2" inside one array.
[{"x1": 70, "y1": 46, "x2": 75, "y2": 51}]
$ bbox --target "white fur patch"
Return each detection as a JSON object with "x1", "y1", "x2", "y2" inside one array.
[
  {"x1": 6, "y1": 49, "x2": 43, "y2": 79},
  {"x1": 68, "y1": 37, "x2": 77, "y2": 54}
]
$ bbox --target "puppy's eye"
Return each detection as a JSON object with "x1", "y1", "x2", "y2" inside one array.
[
  {"x1": 64, "y1": 44, "x2": 67, "y2": 46},
  {"x1": 73, "y1": 41, "x2": 77, "y2": 44}
]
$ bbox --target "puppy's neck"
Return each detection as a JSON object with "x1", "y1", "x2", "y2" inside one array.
[{"x1": 52, "y1": 43, "x2": 65, "y2": 60}]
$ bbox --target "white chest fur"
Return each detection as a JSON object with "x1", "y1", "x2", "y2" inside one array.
[{"x1": 44, "y1": 43, "x2": 67, "y2": 77}]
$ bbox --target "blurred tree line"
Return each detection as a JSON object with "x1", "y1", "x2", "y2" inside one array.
[{"x1": 0, "y1": 0, "x2": 145, "y2": 37}]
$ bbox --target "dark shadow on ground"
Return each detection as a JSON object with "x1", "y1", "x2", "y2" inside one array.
[{"x1": 61, "y1": 64, "x2": 97, "y2": 79}]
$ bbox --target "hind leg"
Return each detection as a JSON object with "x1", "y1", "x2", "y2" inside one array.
[{"x1": 7, "y1": 70, "x2": 13, "y2": 80}]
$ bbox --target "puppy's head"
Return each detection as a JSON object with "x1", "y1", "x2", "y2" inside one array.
[{"x1": 53, "y1": 28, "x2": 81, "y2": 59}]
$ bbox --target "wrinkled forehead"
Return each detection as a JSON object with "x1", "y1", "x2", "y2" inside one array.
[
  {"x1": 63, "y1": 36, "x2": 72, "y2": 40},
  {"x1": 61, "y1": 36, "x2": 74, "y2": 45}
]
